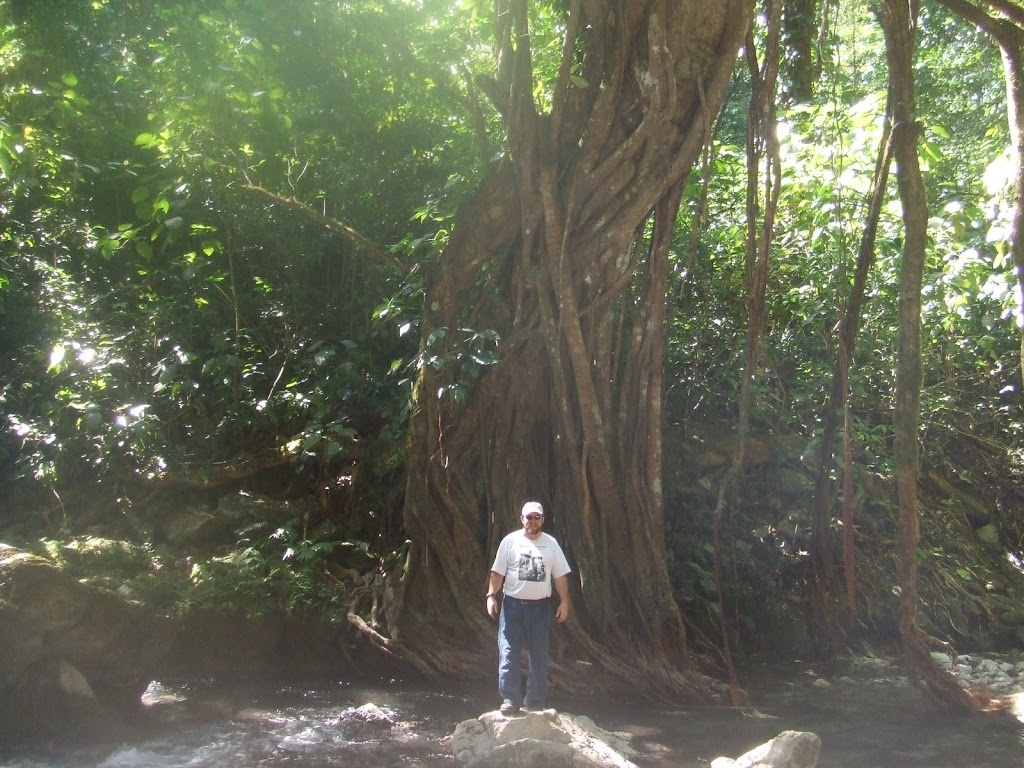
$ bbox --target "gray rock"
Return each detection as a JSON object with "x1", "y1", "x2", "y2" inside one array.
[
  {"x1": 488, "y1": 711, "x2": 570, "y2": 747},
  {"x1": 711, "y1": 730, "x2": 821, "y2": 768},
  {"x1": 978, "y1": 659, "x2": 1002, "y2": 675},
  {"x1": 452, "y1": 710, "x2": 636, "y2": 768},
  {"x1": 2, "y1": 658, "x2": 104, "y2": 744},
  {"x1": 159, "y1": 506, "x2": 230, "y2": 547},
  {"x1": 452, "y1": 718, "x2": 494, "y2": 764},
  {"x1": 337, "y1": 703, "x2": 396, "y2": 741},
  {"x1": 0, "y1": 549, "x2": 173, "y2": 745},
  {"x1": 470, "y1": 739, "x2": 595, "y2": 768}
]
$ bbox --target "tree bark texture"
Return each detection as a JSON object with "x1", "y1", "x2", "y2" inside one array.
[
  {"x1": 782, "y1": 0, "x2": 820, "y2": 102},
  {"x1": 393, "y1": 0, "x2": 755, "y2": 697},
  {"x1": 881, "y1": 0, "x2": 978, "y2": 712}
]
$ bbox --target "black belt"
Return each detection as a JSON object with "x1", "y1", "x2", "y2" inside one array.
[{"x1": 503, "y1": 595, "x2": 551, "y2": 603}]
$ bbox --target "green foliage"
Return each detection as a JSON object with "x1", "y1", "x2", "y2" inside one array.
[
  {"x1": 180, "y1": 517, "x2": 371, "y2": 618},
  {"x1": 0, "y1": 0, "x2": 489, "y2": 503},
  {"x1": 26, "y1": 514, "x2": 368, "y2": 620},
  {"x1": 34, "y1": 536, "x2": 156, "y2": 579},
  {"x1": 668, "y1": 4, "x2": 1015, "y2": 441}
]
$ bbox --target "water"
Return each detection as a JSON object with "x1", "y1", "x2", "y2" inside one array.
[
  {"x1": 0, "y1": 678, "x2": 476, "y2": 768},
  {"x1": 589, "y1": 679, "x2": 1024, "y2": 767},
  {"x1": 0, "y1": 671, "x2": 1022, "y2": 768}
]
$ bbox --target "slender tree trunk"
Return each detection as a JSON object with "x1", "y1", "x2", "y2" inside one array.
[
  {"x1": 1005, "y1": 40, "x2": 1024, "y2": 391},
  {"x1": 881, "y1": 0, "x2": 978, "y2": 712},
  {"x1": 388, "y1": 0, "x2": 756, "y2": 698},
  {"x1": 711, "y1": 3, "x2": 783, "y2": 703},
  {"x1": 807, "y1": 122, "x2": 895, "y2": 653}
]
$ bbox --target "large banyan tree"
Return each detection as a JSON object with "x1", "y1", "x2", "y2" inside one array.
[{"x1": 381, "y1": 0, "x2": 756, "y2": 696}]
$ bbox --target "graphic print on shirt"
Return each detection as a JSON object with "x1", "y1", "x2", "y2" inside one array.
[{"x1": 516, "y1": 552, "x2": 546, "y2": 582}]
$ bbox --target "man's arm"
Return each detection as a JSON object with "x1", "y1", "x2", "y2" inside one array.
[
  {"x1": 486, "y1": 570, "x2": 504, "y2": 619},
  {"x1": 553, "y1": 574, "x2": 570, "y2": 623}
]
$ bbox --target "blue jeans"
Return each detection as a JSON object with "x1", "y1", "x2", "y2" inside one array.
[{"x1": 497, "y1": 596, "x2": 553, "y2": 707}]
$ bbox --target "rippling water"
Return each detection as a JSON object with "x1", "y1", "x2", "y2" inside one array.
[{"x1": 0, "y1": 669, "x2": 1021, "y2": 768}]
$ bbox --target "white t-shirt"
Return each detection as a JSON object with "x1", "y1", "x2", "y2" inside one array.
[{"x1": 491, "y1": 530, "x2": 571, "y2": 601}]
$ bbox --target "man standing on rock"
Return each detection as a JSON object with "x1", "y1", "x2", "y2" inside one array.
[{"x1": 486, "y1": 501, "x2": 571, "y2": 715}]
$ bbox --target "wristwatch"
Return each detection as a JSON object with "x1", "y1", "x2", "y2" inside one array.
[{"x1": 486, "y1": 592, "x2": 498, "y2": 598}]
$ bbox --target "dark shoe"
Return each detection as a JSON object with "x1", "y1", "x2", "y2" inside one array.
[{"x1": 499, "y1": 701, "x2": 519, "y2": 715}]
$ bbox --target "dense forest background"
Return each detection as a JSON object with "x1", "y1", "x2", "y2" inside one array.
[{"x1": 3, "y1": 0, "x2": 1024, "y2": 705}]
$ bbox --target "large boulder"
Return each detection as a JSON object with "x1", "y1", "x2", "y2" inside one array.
[
  {"x1": 3, "y1": 657, "x2": 107, "y2": 743},
  {"x1": 451, "y1": 709, "x2": 638, "y2": 768},
  {"x1": 711, "y1": 730, "x2": 821, "y2": 768},
  {"x1": 0, "y1": 547, "x2": 174, "y2": 744}
]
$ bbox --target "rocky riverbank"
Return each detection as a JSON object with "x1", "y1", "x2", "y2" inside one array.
[
  {"x1": 931, "y1": 650, "x2": 1024, "y2": 695},
  {"x1": 765, "y1": 650, "x2": 1024, "y2": 701},
  {"x1": 738, "y1": 650, "x2": 1024, "y2": 714}
]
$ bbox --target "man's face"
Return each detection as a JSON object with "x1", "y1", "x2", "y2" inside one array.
[{"x1": 522, "y1": 511, "x2": 544, "y2": 538}]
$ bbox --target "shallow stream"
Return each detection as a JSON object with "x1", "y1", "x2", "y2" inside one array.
[{"x1": 0, "y1": 664, "x2": 1021, "y2": 768}]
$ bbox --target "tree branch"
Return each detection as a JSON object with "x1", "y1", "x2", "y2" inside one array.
[{"x1": 240, "y1": 184, "x2": 404, "y2": 273}]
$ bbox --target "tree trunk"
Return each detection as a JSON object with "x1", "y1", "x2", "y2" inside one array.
[
  {"x1": 881, "y1": 0, "x2": 978, "y2": 713},
  {"x1": 390, "y1": 0, "x2": 755, "y2": 698},
  {"x1": 807, "y1": 121, "x2": 895, "y2": 655},
  {"x1": 782, "y1": 0, "x2": 819, "y2": 102},
  {"x1": 1005, "y1": 33, "x2": 1024, "y2": 393}
]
